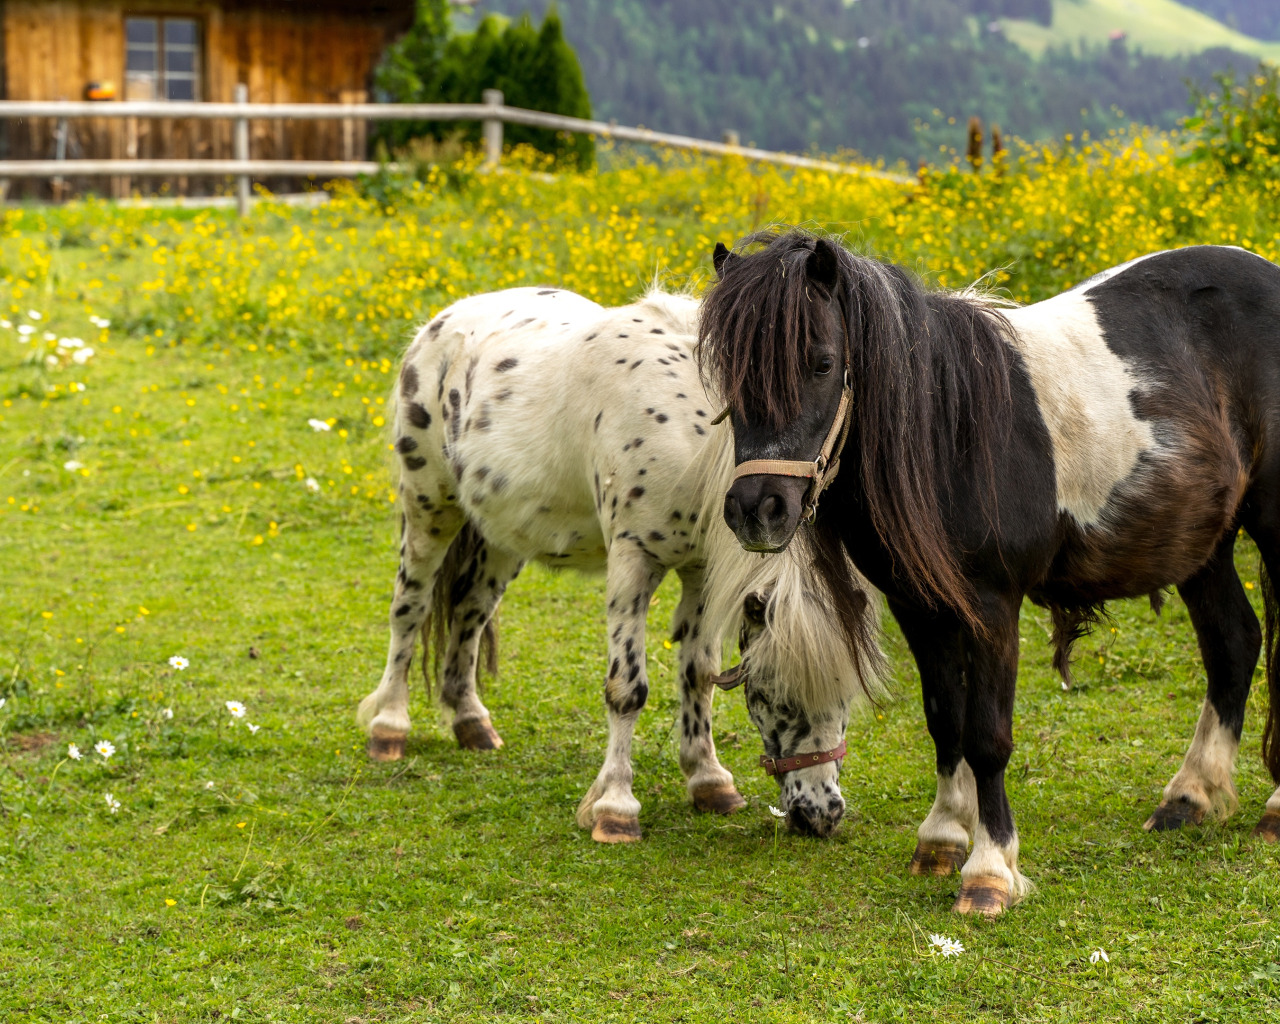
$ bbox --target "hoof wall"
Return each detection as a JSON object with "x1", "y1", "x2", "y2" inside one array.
[
  {"x1": 454, "y1": 718, "x2": 504, "y2": 751},
  {"x1": 909, "y1": 841, "x2": 967, "y2": 877},
  {"x1": 1144, "y1": 800, "x2": 1205, "y2": 832},
  {"x1": 367, "y1": 733, "x2": 406, "y2": 761},
  {"x1": 591, "y1": 813, "x2": 642, "y2": 843},
  {"x1": 692, "y1": 783, "x2": 747, "y2": 815},
  {"x1": 1253, "y1": 810, "x2": 1280, "y2": 842},
  {"x1": 953, "y1": 877, "x2": 1010, "y2": 917}
]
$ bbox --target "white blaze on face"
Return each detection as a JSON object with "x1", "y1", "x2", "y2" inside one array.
[{"x1": 1003, "y1": 289, "x2": 1156, "y2": 527}]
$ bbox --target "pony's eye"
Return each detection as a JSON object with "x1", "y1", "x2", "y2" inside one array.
[{"x1": 814, "y1": 357, "x2": 834, "y2": 377}]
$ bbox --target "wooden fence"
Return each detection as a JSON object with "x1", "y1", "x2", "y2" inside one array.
[{"x1": 0, "y1": 88, "x2": 912, "y2": 214}]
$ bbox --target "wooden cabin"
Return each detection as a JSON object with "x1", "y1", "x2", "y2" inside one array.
[{"x1": 0, "y1": 0, "x2": 415, "y2": 195}]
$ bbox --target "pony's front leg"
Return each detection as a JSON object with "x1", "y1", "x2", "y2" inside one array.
[
  {"x1": 576, "y1": 547, "x2": 665, "y2": 842},
  {"x1": 673, "y1": 564, "x2": 745, "y2": 815},
  {"x1": 893, "y1": 602, "x2": 976, "y2": 877},
  {"x1": 357, "y1": 505, "x2": 464, "y2": 760},
  {"x1": 440, "y1": 542, "x2": 524, "y2": 750},
  {"x1": 954, "y1": 604, "x2": 1032, "y2": 916}
]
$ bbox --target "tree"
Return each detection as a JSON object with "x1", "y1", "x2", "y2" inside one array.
[{"x1": 376, "y1": 2, "x2": 595, "y2": 168}]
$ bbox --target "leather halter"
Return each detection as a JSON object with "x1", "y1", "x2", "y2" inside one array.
[
  {"x1": 760, "y1": 738, "x2": 848, "y2": 777},
  {"x1": 716, "y1": 306, "x2": 855, "y2": 525}
]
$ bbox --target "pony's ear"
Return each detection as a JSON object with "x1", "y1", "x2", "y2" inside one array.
[
  {"x1": 713, "y1": 242, "x2": 737, "y2": 278},
  {"x1": 806, "y1": 239, "x2": 841, "y2": 294}
]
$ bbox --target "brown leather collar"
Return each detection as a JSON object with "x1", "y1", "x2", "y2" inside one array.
[{"x1": 759, "y1": 738, "x2": 847, "y2": 776}]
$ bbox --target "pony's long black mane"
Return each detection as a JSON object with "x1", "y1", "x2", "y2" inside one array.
[{"x1": 699, "y1": 230, "x2": 1017, "y2": 631}]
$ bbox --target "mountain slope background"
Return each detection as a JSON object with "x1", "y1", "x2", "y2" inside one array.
[{"x1": 462, "y1": 0, "x2": 1271, "y2": 164}]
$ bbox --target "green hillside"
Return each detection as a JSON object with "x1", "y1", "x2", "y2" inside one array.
[{"x1": 1004, "y1": 0, "x2": 1280, "y2": 59}]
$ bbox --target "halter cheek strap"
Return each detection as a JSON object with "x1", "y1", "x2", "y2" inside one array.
[
  {"x1": 728, "y1": 373, "x2": 853, "y2": 524},
  {"x1": 760, "y1": 738, "x2": 848, "y2": 777}
]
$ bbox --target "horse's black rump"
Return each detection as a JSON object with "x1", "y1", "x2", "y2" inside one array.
[{"x1": 703, "y1": 233, "x2": 1280, "y2": 913}]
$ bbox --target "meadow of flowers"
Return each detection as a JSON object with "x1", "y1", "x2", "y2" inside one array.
[{"x1": 3, "y1": 123, "x2": 1280, "y2": 1022}]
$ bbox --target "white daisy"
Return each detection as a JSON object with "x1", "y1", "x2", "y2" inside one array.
[
  {"x1": 204, "y1": 781, "x2": 216, "y2": 790},
  {"x1": 71, "y1": 347, "x2": 94, "y2": 365},
  {"x1": 168, "y1": 655, "x2": 189, "y2": 670},
  {"x1": 68, "y1": 743, "x2": 82, "y2": 760},
  {"x1": 929, "y1": 933, "x2": 964, "y2": 957},
  {"x1": 304, "y1": 477, "x2": 320, "y2": 493},
  {"x1": 63, "y1": 460, "x2": 85, "y2": 472},
  {"x1": 226, "y1": 700, "x2": 246, "y2": 719},
  {"x1": 307, "y1": 418, "x2": 331, "y2": 432},
  {"x1": 246, "y1": 723, "x2": 260, "y2": 734},
  {"x1": 94, "y1": 739, "x2": 115, "y2": 759},
  {"x1": 1090, "y1": 949, "x2": 1109, "y2": 964},
  {"x1": 16, "y1": 324, "x2": 34, "y2": 336},
  {"x1": 768, "y1": 805, "x2": 786, "y2": 819},
  {"x1": 162, "y1": 707, "x2": 174, "y2": 719},
  {"x1": 27, "y1": 310, "x2": 42, "y2": 320},
  {"x1": 104, "y1": 792, "x2": 120, "y2": 814}
]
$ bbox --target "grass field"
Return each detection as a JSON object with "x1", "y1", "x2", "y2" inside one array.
[
  {"x1": 3, "y1": 139, "x2": 1280, "y2": 1021},
  {"x1": 1003, "y1": 0, "x2": 1280, "y2": 60}
]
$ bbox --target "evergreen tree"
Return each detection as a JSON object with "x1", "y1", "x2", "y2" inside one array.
[{"x1": 376, "y1": 2, "x2": 595, "y2": 168}]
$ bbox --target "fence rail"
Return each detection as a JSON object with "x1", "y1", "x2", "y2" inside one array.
[{"x1": 0, "y1": 91, "x2": 912, "y2": 214}]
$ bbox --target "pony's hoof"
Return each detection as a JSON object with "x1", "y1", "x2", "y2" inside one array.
[
  {"x1": 691, "y1": 783, "x2": 747, "y2": 815},
  {"x1": 909, "y1": 840, "x2": 967, "y2": 877},
  {"x1": 953, "y1": 877, "x2": 1011, "y2": 917},
  {"x1": 1252, "y1": 810, "x2": 1280, "y2": 842},
  {"x1": 367, "y1": 732, "x2": 406, "y2": 762},
  {"x1": 454, "y1": 717, "x2": 504, "y2": 751},
  {"x1": 1144, "y1": 799, "x2": 1205, "y2": 832},
  {"x1": 591, "y1": 813, "x2": 642, "y2": 843}
]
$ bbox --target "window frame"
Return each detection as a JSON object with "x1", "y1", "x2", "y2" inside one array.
[{"x1": 123, "y1": 13, "x2": 205, "y2": 102}]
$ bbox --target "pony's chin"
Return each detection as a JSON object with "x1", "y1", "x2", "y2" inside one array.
[{"x1": 735, "y1": 531, "x2": 796, "y2": 555}]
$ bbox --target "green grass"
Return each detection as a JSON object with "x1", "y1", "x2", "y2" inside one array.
[
  {"x1": 1004, "y1": 0, "x2": 1280, "y2": 60},
  {"x1": 3, "y1": 185, "x2": 1280, "y2": 1022}
]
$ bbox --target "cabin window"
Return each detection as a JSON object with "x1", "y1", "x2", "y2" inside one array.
[{"x1": 125, "y1": 17, "x2": 202, "y2": 101}]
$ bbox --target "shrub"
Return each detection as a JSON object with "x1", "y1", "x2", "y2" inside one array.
[{"x1": 1183, "y1": 62, "x2": 1280, "y2": 175}]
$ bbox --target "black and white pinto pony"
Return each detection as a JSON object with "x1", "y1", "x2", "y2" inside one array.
[
  {"x1": 701, "y1": 230, "x2": 1280, "y2": 915},
  {"x1": 356, "y1": 285, "x2": 882, "y2": 841}
]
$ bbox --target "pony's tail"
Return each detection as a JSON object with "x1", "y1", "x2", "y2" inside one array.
[
  {"x1": 421, "y1": 521, "x2": 499, "y2": 699},
  {"x1": 1261, "y1": 560, "x2": 1280, "y2": 783}
]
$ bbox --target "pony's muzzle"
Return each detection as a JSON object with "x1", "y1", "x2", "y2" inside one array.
[
  {"x1": 783, "y1": 775, "x2": 846, "y2": 837},
  {"x1": 724, "y1": 475, "x2": 807, "y2": 552}
]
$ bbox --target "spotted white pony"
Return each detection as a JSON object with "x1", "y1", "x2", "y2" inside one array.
[{"x1": 357, "y1": 286, "x2": 883, "y2": 840}]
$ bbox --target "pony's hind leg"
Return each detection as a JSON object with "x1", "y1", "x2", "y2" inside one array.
[
  {"x1": 357, "y1": 501, "x2": 464, "y2": 761},
  {"x1": 1146, "y1": 532, "x2": 1259, "y2": 831},
  {"x1": 439, "y1": 541, "x2": 524, "y2": 751},
  {"x1": 673, "y1": 564, "x2": 745, "y2": 815},
  {"x1": 1243, "y1": 514, "x2": 1280, "y2": 840},
  {"x1": 577, "y1": 546, "x2": 666, "y2": 842}
]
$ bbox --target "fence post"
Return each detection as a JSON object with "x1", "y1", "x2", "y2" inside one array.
[
  {"x1": 482, "y1": 89, "x2": 503, "y2": 170},
  {"x1": 234, "y1": 83, "x2": 250, "y2": 217},
  {"x1": 722, "y1": 130, "x2": 740, "y2": 148},
  {"x1": 52, "y1": 116, "x2": 68, "y2": 198}
]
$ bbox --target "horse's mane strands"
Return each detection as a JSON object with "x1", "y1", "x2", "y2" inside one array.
[
  {"x1": 699, "y1": 230, "x2": 1018, "y2": 633},
  {"x1": 692, "y1": 423, "x2": 885, "y2": 710}
]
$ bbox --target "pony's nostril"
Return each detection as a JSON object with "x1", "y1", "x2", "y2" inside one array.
[
  {"x1": 724, "y1": 493, "x2": 745, "y2": 531},
  {"x1": 759, "y1": 493, "x2": 786, "y2": 526}
]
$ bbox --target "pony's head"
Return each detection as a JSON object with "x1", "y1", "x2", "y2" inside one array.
[{"x1": 705, "y1": 235, "x2": 854, "y2": 552}]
